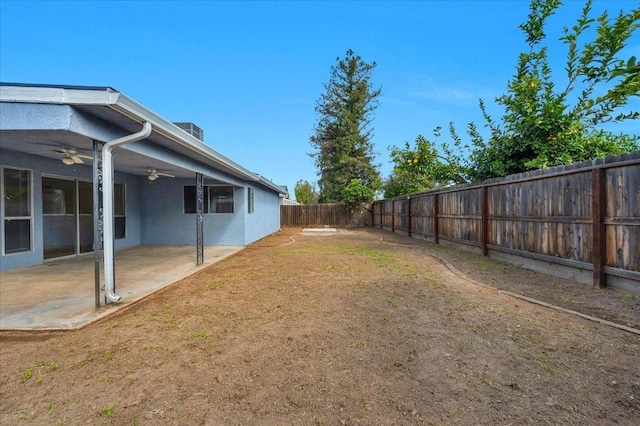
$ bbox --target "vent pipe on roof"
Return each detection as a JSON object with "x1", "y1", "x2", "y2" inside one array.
[{"x1": 102, "y1": 122, "x2": 152, "y2": 304}]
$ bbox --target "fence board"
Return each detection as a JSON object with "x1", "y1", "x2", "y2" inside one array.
[
  {"x1": 372, "y1": 152, "x2": 640, "y2": 291},
  {"x1": 280, "y1": 203, "x2": 370, "y2": 227}
]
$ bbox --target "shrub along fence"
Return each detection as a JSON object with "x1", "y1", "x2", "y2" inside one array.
[
  {"x1": 281, "y1": 203, "x2": 371, "y2": 227},
  {"x1": 372, "y1": 151, "x2": 640, "y2": 293}
]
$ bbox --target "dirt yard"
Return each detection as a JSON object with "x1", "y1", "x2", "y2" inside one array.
[{"x1": 1, "y1": 228, "x2": 639, "y2": 425}]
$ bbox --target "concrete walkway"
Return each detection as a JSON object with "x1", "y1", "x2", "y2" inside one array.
[{"x1": 0, "y1": 245, "x2": 241, "y2": 331}]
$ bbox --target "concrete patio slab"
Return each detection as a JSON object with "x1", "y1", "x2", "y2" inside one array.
[
  {"x1": 301, "y1": 228, "x2": 338, "y2": 236},
  {"x1": 0, "y1": 245, "x2": 241, "y2": 331}
]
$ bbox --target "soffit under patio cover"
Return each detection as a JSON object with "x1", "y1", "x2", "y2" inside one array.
[{"x1": 0, "y1": 83, "x2": 285, "y2": 194}]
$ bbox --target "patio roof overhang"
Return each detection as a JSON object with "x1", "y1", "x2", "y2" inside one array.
[{"x1": 0, "y1": 83, "x2": 285, "y2": 194}]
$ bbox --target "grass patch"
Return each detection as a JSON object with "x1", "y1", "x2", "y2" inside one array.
[
  {"x1": 22, "y1": 368, "x2": 32, "y2": 382},
  {"x1": 100, "y1": 403, "x2": 115, "y2": 418},
  {"x1": 187, "y1": 329, "x2": 210, "y2": 339}
]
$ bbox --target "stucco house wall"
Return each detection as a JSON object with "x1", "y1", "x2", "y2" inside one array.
[
  {"x1": 245, "y1": 184, "x2": 282, "y2": 244},
  {"x1": 1, "y1": 83, "x2": 285, "y2": 273},
  {"x1": 140, "y1": 178, "x2": 246, "y2": 246},
  {"x1": 0, "y1": 149, "x2": 143, "y2": 271}
]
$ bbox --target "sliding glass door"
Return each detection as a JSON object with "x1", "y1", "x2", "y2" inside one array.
[{"x1": 42, "y1": 177, "x2": 93, "y2": 259}]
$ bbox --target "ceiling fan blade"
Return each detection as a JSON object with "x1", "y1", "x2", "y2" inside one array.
[
  {"x1": 76, "y1": 154, "x2": 93, "y2": 160},
  {"x1": 72, "y1": 155, "x2": 84, "y2": 164},
  {"x1": 157, "y1": 173, "x2": 175, "y2": 178}
]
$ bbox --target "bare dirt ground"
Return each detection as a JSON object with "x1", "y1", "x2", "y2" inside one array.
[{"x1": 1, "y1": 227, "x2": 639, "y2": 425}]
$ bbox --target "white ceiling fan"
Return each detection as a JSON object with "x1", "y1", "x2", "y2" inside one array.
[
  {"x1": 146, "y1": 168, "x2": 175, "y2": 181},
  {"x1": 53, "y1": 147, "x2": 93, "y2": 165}
]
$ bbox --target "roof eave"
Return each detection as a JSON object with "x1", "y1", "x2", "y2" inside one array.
[
  {"x1": 112, "y1": 94, "x2": 280, "y2": 190},
  {"x1": 0, "y1": 84, "x2": 285, "y2": 195}
]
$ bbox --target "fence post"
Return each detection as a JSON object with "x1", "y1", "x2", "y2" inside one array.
[
  {"x1": 391, "y1": 199, "x2": 395, "y2": 233},
  {"x1": 370, "y1": 203, "x2": 374, "y2": 227},
  {"x1": 591, "y1": 168, "x2": 607, "y2": 288},
  {"x1": 407, "y1": 196, "x2": 412, "y2": 237},
  {"x1": 481, "y1": 185, "x2": 488, "y2": 256},
  {"x1": 433, "y1": 194, "x2": 439, "y2": 244}
]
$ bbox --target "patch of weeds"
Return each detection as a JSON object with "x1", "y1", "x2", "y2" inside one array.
[
  {"x1": 35, "y1": 360, "x2": 46, "y2": 367},
  {"x1": 131, "y1": 414, "x2": 139, "y2": 425},
  {"x1": 588, "y1": 394, "x2": 602, "y2": 406},
  {"x1": 84, "y1": 348, "x2": 117, "y2": 363},
  {"x1": 36, "y1": 376, "x2": 42, "y2": 385},
  {"x1": 19, "y1": 409, "x2": 36, "y2": 420},
  {"x1": 356, "y1": 246, "x2": 396, "y2": 267},
  {"x1": 390, "y1": 300, "x2": 398, "y2": 308},
  {"x1": 345, "y1": 306, "x2": 353, "y2": 312},
  {"x1": 204, "y1": 278, "x2": 225, "y2": 290},
  {"x1": 106, "y1": 321, "x2": 119, "y2": 332},
  {"x1": 100, "y1": 403, "x2": 115, "y2": 418},
  {"x1": 127, "y1": 376, "x2": 137, "y2": 385},
  {"x1": 480, "y1": 370, "x2": 494, "y2": 387},
  {"x1": 150, "y1": 310, "x2": 159, "y2": 317},
  {"x1": 135, "y1": 322, "x2": 146, "y2": 328},
  {"x1": 46, "y1": 402, "x2": 55, "y2": 411},
  {"x1": 502, "y1": 324, "x2": 533, "y2": 344},
  {"x1": 49, "y1": 361, "x2": 59, "y2": 371},
  {"x1": 22, "y1": 368, "x2": 33, "y2": 382},
  {"x1": 66, "y1": 345, "x2": 75, "y2": 355},
  {"x1": 187, "y1": 329, "x2": 210, "y2": 339},
  {"x1": 518, "y1": 348, "x2": 553, "y2": 373},
  {"x1": 351, "y1": 341, "x2": 367, "y2": 349},
  {"x1": 384, "y1": 354, "x2": 394, "y2": 363}
]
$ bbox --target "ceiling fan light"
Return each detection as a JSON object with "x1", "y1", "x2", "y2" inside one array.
[
  {"x1": 148, "y1": 174, "x2": 157, "y2": 181},
  {"x1": 62, "y1": 156, "x2": 75, "y2": 165}
]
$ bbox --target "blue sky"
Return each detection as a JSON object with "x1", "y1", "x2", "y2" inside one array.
[{"x1": 1, "y1": 0, "x2": 638, "y2": 200}]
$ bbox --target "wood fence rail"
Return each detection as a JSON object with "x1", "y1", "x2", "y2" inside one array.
[{"x1": 372, "y1": 151, "x2": 640, "y2": 293}]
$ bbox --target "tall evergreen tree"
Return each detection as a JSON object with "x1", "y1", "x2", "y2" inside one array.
[{"x1": 310, "y1": 49, "x2": 382, "y2": 203}]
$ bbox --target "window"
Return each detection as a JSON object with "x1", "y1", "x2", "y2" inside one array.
[
  {"x1": 210, "y1": 186, "x2": 234, "y2": 213},
  {"x1": 2, "y1": 167, "x2": 32, "y2": 254},
  {"x1": 42, "y1": 177, "x2": 75, "y2": 215},
  {"x1": 183, "y1": 185, "x2": 234, "y2": 214},
  {"x1": 248, "y1": 187, "x2": 254, "y2": 214},
  {"x1": 183, "y1": 185, "x2": 209, "y2": 214},
  {"x1": 114, "y1": 183, "x2": 126, "y2": 239}
]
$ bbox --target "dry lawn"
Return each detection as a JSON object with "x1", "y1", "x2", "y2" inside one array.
[{"x1": 1, "y1": 228, "x2": 639, "y2": 425}]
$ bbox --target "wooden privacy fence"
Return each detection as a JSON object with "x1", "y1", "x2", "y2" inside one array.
[
  {"x1": 281, "y1": 203, "x2": 370, "y2": 227},
  {"x1": 372, "y1": 151, "x2": 640, "y2": 293}
]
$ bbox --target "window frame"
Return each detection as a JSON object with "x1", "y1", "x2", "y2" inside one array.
[
  {"x1": 208, "y1": 185, "x2": 235, "y2": 214},
  {"x1": 2, "y1": 166, "x2": 34, "y2": 256},
  {"x1": 183, "y1": 185, "x2": 235, "y2": 215}
]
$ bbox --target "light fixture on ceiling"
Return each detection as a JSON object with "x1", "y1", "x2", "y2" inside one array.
[
  {"x1": 146, "y1": 168, "x2": 175, "y2": 181},
  {"x1": 53, "y1": 147, "x2": 92, "y2": 165}
]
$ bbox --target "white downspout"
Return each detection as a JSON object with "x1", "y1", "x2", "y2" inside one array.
[{"x1": 102, "y1": 122, "x2": 152, "y2": 303}]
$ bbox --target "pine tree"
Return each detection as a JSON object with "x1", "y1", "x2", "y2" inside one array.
[{"x1": 310, "y1": 49, "x2": 382, "y2": 203}]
